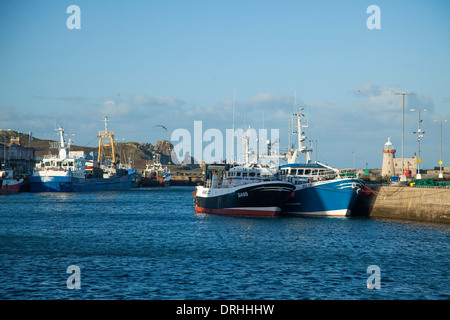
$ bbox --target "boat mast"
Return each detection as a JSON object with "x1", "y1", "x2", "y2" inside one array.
[
  {"x1": 229, "y1": 88, "x2": 236, "y2": 165},
  {"x1": 233, "y1": 88, "x2": 236, "y2": 133},
  {"x1": 244, "y1": 133, "x2": 249, "y2": 164},
  {"x1": 289, "y1": 104, "x2": 312, "y2": 164},
  {"x1": 54, "y1": 125, "x2": 69, "y2": 159},
  {"x1": 97, "y1": 116, "x2": 116, "y2": 165}
]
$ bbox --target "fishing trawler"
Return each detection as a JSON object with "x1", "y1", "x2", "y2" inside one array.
[
  {"x1": 279, "y1": 162, "x2": 365, "y2": 217},
  {"x1": 0, "y1": 168, "x2": 23, "y2": 194},
  {"x1": 277, "y1": 106, "x2": 365, "y2": 217},
  {"x1": 193, "y1": 163, "x2": 295, "y2": 217},
  {"x1": 30, "y1": 118, "x2": 136, "y2": 192},
  {"x1": 139, "y1": 154, "x2": 171, "y2": 187}
]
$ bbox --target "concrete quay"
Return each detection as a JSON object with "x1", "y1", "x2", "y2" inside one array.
[
  {"x1": 170, "y1": 174, "x2": 202, "y2": 186},
  {"x1": 353, "y1": 185, "x2": 450, "y2": 224}
]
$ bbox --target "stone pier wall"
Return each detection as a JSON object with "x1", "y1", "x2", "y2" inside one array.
[{"x1": 353, "y1": 186, "x2": 450, "y2": 223}]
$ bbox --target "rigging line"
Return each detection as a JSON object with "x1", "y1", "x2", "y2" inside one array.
[
  {"x1": 370, "y1": 185, "x2": 450, "y2": 199},
  {"x1": 83, "y1": 136, "x2": 99, "y2": 147}
]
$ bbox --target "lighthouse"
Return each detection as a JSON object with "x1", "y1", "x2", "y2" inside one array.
[{"x1": 382, "y1": 138, "x2": 396, "y2": 177}]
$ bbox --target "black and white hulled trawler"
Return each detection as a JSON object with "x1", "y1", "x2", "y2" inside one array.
[{"x1": 193, "y1": 162, "x2": 295, "y2": 217}]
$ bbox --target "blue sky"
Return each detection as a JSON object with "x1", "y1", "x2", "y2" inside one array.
[{"x1": 1, "y1": 0, "x2": 449, "y2": 169}]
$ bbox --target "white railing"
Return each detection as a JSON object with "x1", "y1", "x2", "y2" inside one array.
[
  {"x1": 49, "y1": 141, "x2": 60, "y2": 148},
  {"x1": 98, "y1": 131, "x2": 114, "y2": 136}
]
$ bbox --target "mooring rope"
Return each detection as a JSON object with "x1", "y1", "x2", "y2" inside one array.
[{"x1": 371, "y1": 185, "x2": 450, "y2": 200}]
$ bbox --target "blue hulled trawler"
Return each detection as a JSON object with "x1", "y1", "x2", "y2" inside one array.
[
  {"x1": 276, "y1": 107, "x2": 365, "y2": 217},
  {"x1": 30, "y1": 118, "x2": 136, "y2": 192}
]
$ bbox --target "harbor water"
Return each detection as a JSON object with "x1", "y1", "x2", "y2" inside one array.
[{"x1": 0, "y1": 187, "x2": 448, "y2": 300}]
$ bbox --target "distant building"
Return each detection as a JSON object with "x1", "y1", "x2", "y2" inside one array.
[
  {"x1": 394, "y1": 153, "x2": 417, "y2": 178},
  {"x1": 381, "y1": 138, "x2": 417, "y2": 178},
  {"x1": 0, "y1": 137, "x2": 36, "y2": 173}
]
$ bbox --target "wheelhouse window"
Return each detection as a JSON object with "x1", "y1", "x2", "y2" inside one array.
[{"x1": 74, "y1": 160, "x2": 85, "y2": 169}]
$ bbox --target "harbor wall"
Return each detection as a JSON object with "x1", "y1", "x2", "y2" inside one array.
[
  {"x1": 170, "y1": 175, "x2": 202, "y2": 186},
  {"x1": 353, "y1": 186, "x2": 450, "y2": 224}
]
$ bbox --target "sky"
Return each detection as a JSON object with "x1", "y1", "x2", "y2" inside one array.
[{"x1": 1, "y1": 0, "x2": 449, "y2": 169}]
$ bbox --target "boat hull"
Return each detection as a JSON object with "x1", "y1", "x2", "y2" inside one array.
[
  {"x1": 139, "y1": 177, "x2": 170, "y2": 188},
  {"x1": 30, "y1": 170, "x2": 136, "y2": 192},
  {"x1": 282, "y1": 178, "x2": 364, "y2": 217},
  {"x1": 0, "y1": 179, "x2": 23, "y2": 194},
  {"x1": 194, "y1": 181, "x2": 295, "y2": 217}
]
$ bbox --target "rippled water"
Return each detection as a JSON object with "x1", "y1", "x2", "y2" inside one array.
[{"x1": 0, "y1": 187, "x2": 448, "y2": 300}]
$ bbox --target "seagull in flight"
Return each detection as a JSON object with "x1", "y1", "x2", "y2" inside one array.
[{"x1": 154, "y1": 125, "x2": 167, "y2": 131}]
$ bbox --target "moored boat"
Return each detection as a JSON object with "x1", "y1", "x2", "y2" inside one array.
[
  {"x1": 193, "y1": 163, "x2": 295, "y2": 217},
  {"x1": 139, "y1": 154, "x2": 171, "y2": 187},
  {"x1": 0, "y1": 168, "x2": 23, "y2": 194},
  {"x1": 30, "y1": 118, "x2": 136, "y2": 192},
  {"x1": 279, "y1": 163, "x2": 364, "y2": 217},
  {"x1": 277, "y1": 106, "x2": 365, "y2": 217}
]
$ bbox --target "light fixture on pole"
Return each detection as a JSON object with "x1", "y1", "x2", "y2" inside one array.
[
  {"x1": 410, "y1": 108, "x2": 427, "y2": 179},
  {"x1": 395, "y1": 92, "x2": 413, "y2": 181},
  {"x1": 434, "y1": 119, "x2": 448, "y2": 179}
]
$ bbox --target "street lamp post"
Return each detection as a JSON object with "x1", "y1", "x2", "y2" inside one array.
[
  {"x1": 395, "y1": 92, "x2": 413, "y2": 181},
  {"x1": 434, "y1": 119, "x2": 448, "y2": 179},
  {"x1": 410, "y1": 108, "x2": 427, "y2": 179}
]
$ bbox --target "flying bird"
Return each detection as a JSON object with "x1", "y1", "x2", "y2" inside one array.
[{"x1": 154, "y1": 125, "x2": 167, "y2": 131}]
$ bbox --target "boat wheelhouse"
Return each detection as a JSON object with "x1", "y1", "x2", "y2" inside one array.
[{"x1": 0, "y1": 168, "x2": 24, "y2": 194}]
